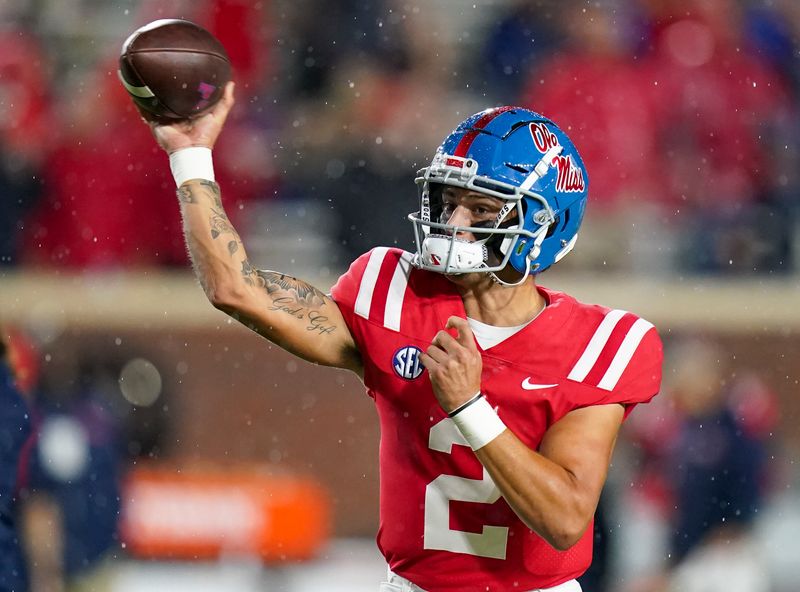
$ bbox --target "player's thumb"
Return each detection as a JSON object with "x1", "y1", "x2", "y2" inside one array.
[{"x1": 207, "y1": 81, "x2": 235, "y2": 129}]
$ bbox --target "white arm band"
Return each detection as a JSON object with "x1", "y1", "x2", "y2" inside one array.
[
  {"x1": 451, "y1": 394, "x2": 507, "y2": 451},
  {"x1": 169, "y1": 146, "x2": 215, "y2": 187}
]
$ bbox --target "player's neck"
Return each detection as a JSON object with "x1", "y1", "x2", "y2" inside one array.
[{"x1": 457, "y1": 276, "x2": 545, "y2": 327}]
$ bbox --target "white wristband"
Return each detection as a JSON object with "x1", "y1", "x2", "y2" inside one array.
[
  {"x1": 451, "y1": 395, "x2": 507, "y2": 451},
  {"x1": 169, "y1": 146, "x2": 215, "y2": 187}
]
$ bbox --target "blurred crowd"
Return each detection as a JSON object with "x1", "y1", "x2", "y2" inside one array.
[{"x1": 0, "y1": 0, "x2": 798, "y2": 274}]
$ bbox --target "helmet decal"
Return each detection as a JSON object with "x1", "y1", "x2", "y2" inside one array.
[{"x1": 530, "y1": 122, "x2": 585, "y2": 194}]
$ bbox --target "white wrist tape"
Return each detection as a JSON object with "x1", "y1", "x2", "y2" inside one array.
[
  {"x1": 169, "y1": 146, "x2": 215, "y2": 187},
  {"x1": 451, "y1": 395, "x2": 507, "y2": 450}
]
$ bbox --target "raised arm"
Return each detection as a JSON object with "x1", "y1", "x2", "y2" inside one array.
[{"x1": 143, "y1": 83, "x2": 362, "y2": 373}]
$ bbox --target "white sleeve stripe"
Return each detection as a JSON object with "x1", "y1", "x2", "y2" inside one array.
[
  {"x1": 567, "y1": 309, "x2": 627, "y2": 382},
  {"x1": 597, "y1": 319, "x2": 654, "y2": 391},
  {"x1": 354, "y1": 247, "x2": 389, "y2": 319},
  {"x1": 384, "y1": 252, "x2": 414, "y2": 331}
]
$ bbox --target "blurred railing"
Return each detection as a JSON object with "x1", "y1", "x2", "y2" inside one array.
[{"x1": 3, "y1": 270, "x2": 799, "y2": 332}]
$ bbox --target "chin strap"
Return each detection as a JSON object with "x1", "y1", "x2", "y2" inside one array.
[
  {"x1": 488, "y1": 223, "x2": 549, "y2": 287},
  {"x1": 488, "y1": 262, "x2": 531, "y2": 287}
]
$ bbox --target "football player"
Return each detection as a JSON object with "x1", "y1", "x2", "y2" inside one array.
[{"x1": 142, "y1": 82, "x2": 662, "y2": 592}]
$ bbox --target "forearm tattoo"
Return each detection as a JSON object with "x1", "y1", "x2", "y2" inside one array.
[
  {"x1": 209, "y1": 208, "x2": 237, "y2": 239},
  {"x1": 177, "y1": 185, "x2": 197, "y2": 204},
  {"x1": 178, "y1": 180, "x2": 337, "y2": 335},
  {"x1": 178, "y1": 181, "x2": 245, "y2": 252},
  {"x1": 177, "y1": 180, "x2": 224, "y2": 209},
  {"x1": 243, "y1": 268, "x2": 337, "y2": 335},
  {"x1": 242, "y1": 267, "x2": 326, "y2": 307}
]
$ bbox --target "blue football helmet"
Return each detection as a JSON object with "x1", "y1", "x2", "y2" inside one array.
[{"x1": 409, "y1": 107, "x2": 589, "y2": 285}]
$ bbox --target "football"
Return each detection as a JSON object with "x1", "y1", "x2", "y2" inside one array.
[{"x1": 118, "y1": 19, "x2": 231, "y2": 120}]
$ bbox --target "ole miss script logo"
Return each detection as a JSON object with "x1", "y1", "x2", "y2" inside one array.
[
  {"x1": 393, "y1": 346, "x2": 425, "y2": 380},
  {"x1": 529, "y1": 122, "x2": 585, "y2": 193}
]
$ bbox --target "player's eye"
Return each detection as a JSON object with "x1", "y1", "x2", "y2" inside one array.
[
  {"x1": 441, "y1": 202, "x2": 456, "y2": 217},
  {"x1": 473, "y1": 204, "x2": 498, "y2": 218}
]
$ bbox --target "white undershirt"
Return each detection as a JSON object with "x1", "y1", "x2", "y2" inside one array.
[{"x1": 467, "y1": 316, "x2": 534, "y2": 350}]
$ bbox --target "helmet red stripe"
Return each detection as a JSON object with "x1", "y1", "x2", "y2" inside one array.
[{"x1": 452, "y1": 106, "x2": 516, "y2": 157}]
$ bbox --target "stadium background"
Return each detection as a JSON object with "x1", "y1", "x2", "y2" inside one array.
[{"x1": 1, "y1": 0, "x2": 799, "y2": 590}]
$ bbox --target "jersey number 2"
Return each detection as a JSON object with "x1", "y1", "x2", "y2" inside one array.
[{"x1": 423, "y1": 417, "x2": 509, "y2": 559}]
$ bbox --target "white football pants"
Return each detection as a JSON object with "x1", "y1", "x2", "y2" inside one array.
[{"x1": 380, "y1": 568, "x2": 583, "y2": 592}]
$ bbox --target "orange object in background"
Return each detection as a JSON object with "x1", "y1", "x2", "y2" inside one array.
[{"x1": 120, "y1": 465, "x2": 331, "y2": 562}]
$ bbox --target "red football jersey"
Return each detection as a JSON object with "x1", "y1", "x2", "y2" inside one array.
[{"x1": 331, "y1": 247, "x2": 663, "y2": 592}]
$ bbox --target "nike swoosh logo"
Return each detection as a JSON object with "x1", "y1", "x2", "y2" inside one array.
[{"x1": 521, "y1": 378, "x2": 559, "y2": 391}]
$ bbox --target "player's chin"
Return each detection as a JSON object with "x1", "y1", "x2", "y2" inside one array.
[{"x1": 443, "y1": 271, "x2": 488, "y2": 287}]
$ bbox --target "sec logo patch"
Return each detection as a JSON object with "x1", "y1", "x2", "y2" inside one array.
[{"x1": 392, "y1": 346, "x2": 424, "y2": 380}]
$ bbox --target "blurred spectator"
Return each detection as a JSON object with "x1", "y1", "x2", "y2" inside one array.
[
  {"x1": 522, "y1": 2, "x2": 664, "y2": 209},
  {"x1": 0, "y1": 329, "x2": 34, "y2": 592},
  {"x1": 665, "y1": 339, "x2": 774, "y2": 563},
  {"x1": 478, "y1": 0, "x2": 564, "y2": 102},
  {"x1": 626, "y1": 337, "x2": 778, "y2": 592},
  {"x1": 518, "y1": 2, "x2": 673, "y2": 272},
  {"x1": 207, "y1": 0, "x2": 273, "y2": 95},
  {"x1": 20, "y1": 66, "x2": 182, "y2": 268},
  {"x1": 22, "y1": 347, "x2": 124, "y2": 592},
  {"x1": 0, "y1": 29, "x2": 51, "y2": 266},
  {"x1": 641, "y1": 0, "x2": 798, "y2": 273},
  {"x1": 280, "y1": 0, "x2": 407, "y2": 98},
  {"x1": 743, "y1": 0, "x2": 800, "y2": 97},
  {"x1": 284, "y1": 7, "x2": 483, "y2": 262}
]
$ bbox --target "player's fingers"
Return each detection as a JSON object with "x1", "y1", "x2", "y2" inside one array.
[
  {"x1": 445, "y1": 316, "x2": 477, "y2": 350},
  {"x1": 431, "y1": 329, "x2": 460, "y2": 353},
  {"x1": 134, "y1": 104, "x2": 159, "y2": 128},
  {"x1": 423, "y1": 343, "x2": 448, "y2": 365},
  {"x1": 419, "y1": 351, "x2": 438, "y2": 370}
]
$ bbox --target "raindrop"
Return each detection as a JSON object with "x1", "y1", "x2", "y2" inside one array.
[
  {"x1": 326, "y1": 159, "x2": 346, "y2": 179},
  {"x1": 119, "y1": 358, "x2": 163, "y2": 407}
]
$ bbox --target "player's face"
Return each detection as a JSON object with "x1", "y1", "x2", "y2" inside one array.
[
  {"x1": 438, "y1": 187, "x2": 523, "y2": 288},
  {"x1": 439, "y1": 187, "x2": 505, "y2": 240}
]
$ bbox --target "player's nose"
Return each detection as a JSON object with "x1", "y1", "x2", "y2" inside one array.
[{"x1": 446, "y1": 206, "x2": 476, "y2": 240}]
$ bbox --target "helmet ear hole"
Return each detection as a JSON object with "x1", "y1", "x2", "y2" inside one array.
[{"x1": 545, "y1": 215, "x2": 561, "y2": 238}]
